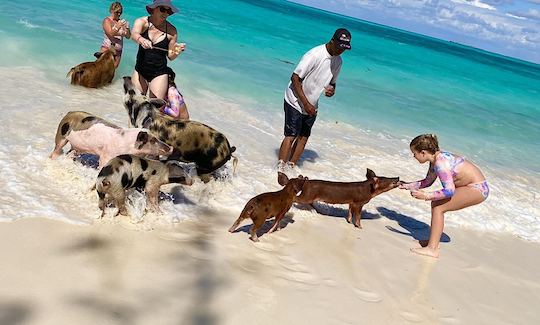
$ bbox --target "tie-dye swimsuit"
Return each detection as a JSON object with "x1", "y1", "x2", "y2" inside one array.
[{"x1": 404, "y1": 151, "x2": 489, "y2": 201}]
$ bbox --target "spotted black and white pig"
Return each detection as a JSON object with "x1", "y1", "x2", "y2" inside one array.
[
  {"x1": 96, "y1": 154, "x2": 193, "y2": 217},
  {"x1": 50, "y1": 111, "x2": 173, "y2": 168},
  {"x1": 122, "y1": 77, "x2": 238, "y2": 181}
]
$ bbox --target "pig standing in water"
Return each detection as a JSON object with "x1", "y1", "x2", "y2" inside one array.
[
  {"x1": 50, "y1": 111, "x2": 172, "y2": 168},
  {"x1": 282, "y1": 169, "x2": 400, "y2": 229},
  {"x1": 96, "y1": 155, "x2": 193, "y2": 218}
]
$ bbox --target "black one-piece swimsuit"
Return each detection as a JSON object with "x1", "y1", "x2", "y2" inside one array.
[{"x1": 135, "y1": 18, "x2": 172, "y2": 81}]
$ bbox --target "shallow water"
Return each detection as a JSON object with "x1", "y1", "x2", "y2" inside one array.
[{"x1": 0, "y1": 0, "x2": 538, "y2": 241}]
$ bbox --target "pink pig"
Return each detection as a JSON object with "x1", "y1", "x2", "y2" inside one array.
[{"x1": 56, "y1": 123, "x2": 172, "y2": 168}]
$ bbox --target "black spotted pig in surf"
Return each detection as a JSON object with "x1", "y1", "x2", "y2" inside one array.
[
  {"x1": 96, "y1": 154, "x2": 193, "y2": 218},
  {"x1": 122, "y1": 76, "x2": 238, "y2": 181},
  {"x1": 49, "y1": 111, "x2": 173, "y2": 168}
]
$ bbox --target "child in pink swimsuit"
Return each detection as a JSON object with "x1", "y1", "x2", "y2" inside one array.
[
  {"x1": 162, "y1": 71, "x2": 189, "y2": 120},
  {"x1": 399, "y1": 134, "x2": 489, "y2": 258}
]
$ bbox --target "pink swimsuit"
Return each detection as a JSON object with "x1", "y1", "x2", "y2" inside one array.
[
  {"x1": 101, "y1": 18, "x2": 123, "y2": 54},
  {"x1": 163, "y1": 86, "x2": 185, "y2": 118},
  {"x1": 403, "y1": 151, "x2": 489, "y2": 200}
]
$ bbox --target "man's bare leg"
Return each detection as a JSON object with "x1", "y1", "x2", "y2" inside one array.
[{"x1": 289, "y1": 136, "x2": 309, "y2": 164}]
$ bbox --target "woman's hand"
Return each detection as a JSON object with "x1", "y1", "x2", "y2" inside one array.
[
  {"x1": 169, "y1": 43, "x2": 186, "y2": 55},
  {"x1": 139, "y1": 37, "x2": 152, "y2": 49},
  {"x1": 410, "y1": 190, "x2": 429, "y2": 200}
]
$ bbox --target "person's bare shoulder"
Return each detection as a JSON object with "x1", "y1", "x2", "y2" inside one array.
[{"x1": 167, "y1": 22, "x2": 178, "y2": 36}]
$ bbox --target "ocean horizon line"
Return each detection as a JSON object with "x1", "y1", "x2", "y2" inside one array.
[{"x1": 285, "y1": 0, "x2": 540, "y2": 67}]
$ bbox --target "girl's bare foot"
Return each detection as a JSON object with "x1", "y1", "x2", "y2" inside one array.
[{"x1": 411, "y1": 246, "x2": 439, "y2": 258}]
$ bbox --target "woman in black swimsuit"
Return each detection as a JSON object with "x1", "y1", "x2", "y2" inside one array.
[{"x1": 131, "y1": 0, "x2": 185, "y2": 99}]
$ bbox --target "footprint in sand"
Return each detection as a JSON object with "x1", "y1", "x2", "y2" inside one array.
[
  {"x1": 440, "y1": 316, "x2": 460, "y2": 324},
  {"x1": 277, "y1": 271, "x2": 320, "y2": 286},
  {"x1": 181, "y1": 246, "x2": 213, "y2": 261},
  {"x1": 399, "y1": 311, "x2": 424, "y2": 323},
  {"x1": 253, "y1": 241, "x2": 279, "y2": 252},
  {"x1": 353, "y1": 288, "x2": 383, "y2": 303},
  {"x1": 159, "y1": 232, "x2": 192, "y2": 242},
  {"x1": 277, "y1": 255, "x2": 308, "y2": 272},
  {"x1": 246, "y1": 286, "x2": 276, "y2": 310}
]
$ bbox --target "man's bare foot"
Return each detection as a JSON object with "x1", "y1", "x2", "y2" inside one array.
[{"x1": 411, "y1": 246, "x2": 439, "y2": 258}]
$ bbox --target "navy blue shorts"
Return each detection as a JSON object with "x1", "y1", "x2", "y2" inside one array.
[{"x1": 283, "y1": 100, "x2": 316, "y2": 137}]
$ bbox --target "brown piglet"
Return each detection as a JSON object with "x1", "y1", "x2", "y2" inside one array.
[
  {"x1": 228, "y1": 176, "x2": 307, "y2": 242},
  {"x1": 284, "y1": 169, "x2": 399, "y2": 228}
]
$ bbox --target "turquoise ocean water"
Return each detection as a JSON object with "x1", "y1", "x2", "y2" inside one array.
[
  {"x1": 0, "y1": 0, "x2": 539, "y2": 239},
  {"x1": 1, "y1": 0, "x2": 538, "y2": 172}
]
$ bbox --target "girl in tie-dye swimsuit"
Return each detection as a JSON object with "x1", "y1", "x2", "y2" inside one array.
[
  {"x1": 399, "y1": 134, "x2": 489, "y2": 258},
  {"x1": 403, "y1": 151, "x2": 489, "y2": 200}
]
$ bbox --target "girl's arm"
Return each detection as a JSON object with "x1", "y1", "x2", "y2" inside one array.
[
  {"x1": 400, "y1": 164, "x2": 437, "y2": 190},
  {"x1": 423, "y1": 155, "x2": 456, "y2": 200}
]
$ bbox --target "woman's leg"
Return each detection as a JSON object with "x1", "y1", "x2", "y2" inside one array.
[
  {"x1": 114, "y1": 54, "x2": 121, "y2": 68},
  {"x1": 148, "y1": 74, "x2": 168, "y2": 99},
  {"x1": 131, "y1": 70, "x2": 148, "y2": 95},
  {"x1": 412, "y1": 186, "x2": 485, "y2": 258}
]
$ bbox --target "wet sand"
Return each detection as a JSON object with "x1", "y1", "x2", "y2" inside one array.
[{"x1": 1, "y1": 209, "x2": 539, "y2": 325}]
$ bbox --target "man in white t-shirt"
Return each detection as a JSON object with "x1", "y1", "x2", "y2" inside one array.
[{"x1": 277, "y1": 28, "x2": 351, "y2": 179}]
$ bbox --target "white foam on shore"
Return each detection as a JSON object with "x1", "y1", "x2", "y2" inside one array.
[{"x1": 0, "y1": 66, "x2": 538, "y2": 241}]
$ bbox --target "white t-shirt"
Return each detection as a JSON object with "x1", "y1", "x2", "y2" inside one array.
[{"x1": 284, "y1": 44, "x2": 342, "y2": 114}]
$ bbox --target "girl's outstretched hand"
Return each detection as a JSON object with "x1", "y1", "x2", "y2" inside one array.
[{"x1": 410, "y1": 190, "x2": 429, "y2": 200}]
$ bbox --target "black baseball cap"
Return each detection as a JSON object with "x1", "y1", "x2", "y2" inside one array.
[{"x1": 332, "y1": 28, "x2": 351, "y2": 50}]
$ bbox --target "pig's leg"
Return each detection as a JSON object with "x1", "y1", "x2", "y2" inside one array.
[
  {"x1": 250, "y1": 217, "x2": 265, "y2": 242},
  {"x1": 269, "y1": 207, "x2": 288, "y2": 233},
  {"x1": 114, "y1": 192, "x2": 128, "y2": 216},
  {"x1": 146, "y1": 187, "x2": 161, "y2": 213},
  {"x1": 353, "y1": 203, "x2": 364, "y2": 229},
  {"x1": 199, "y1": 173, "x2": 212, "y2": 183},
  {"x1": 98, "y1": 155, "x2": 111, "y2": 170},
  {"x1": 347, "y1": 205, "x2": 354, "y2": 224},
  {"x1": 49, "y1": 138, "x2": 69, "y2": 159}
]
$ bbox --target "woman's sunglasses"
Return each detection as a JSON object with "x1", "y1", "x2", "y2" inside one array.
[{"x1": 158, "y1": 6, "x2": 173, "y2": 15}]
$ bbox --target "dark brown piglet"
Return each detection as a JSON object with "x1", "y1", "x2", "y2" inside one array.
[{"x1": 229, "y1": 176, "x2": 307, "y2": 242}]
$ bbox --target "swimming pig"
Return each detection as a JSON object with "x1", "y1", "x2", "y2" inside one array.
[
  {"x1": 228, "y1": 176, "x2": 307, "y2": 242},
  {"x1": 67, "y1": 48, "x2": 116, "y2": 88},
  {"x1": 281, "y1": 169, "x2": 400, "y2": 228},
  {"x1": 50, "y1": 111, "x2": 172, "y2": 168},
  {"x1": 122, "y1": 76, "x2": 237, "y2": 181},
  {"x1": 96, "y1": 154, "x2": 193, "y2": 218}
]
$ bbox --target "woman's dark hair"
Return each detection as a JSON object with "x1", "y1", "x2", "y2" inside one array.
[{"x1": 410, "y1": 134, "x2": 439, "y2": 154}]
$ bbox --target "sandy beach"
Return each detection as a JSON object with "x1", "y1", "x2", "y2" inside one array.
[{"x1": 1, "y1": 211, "x2": 539, "y2": 324}]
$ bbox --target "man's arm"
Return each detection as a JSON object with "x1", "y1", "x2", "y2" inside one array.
[{"x1": 291, "y1": 73, "x2": 317, "y2": 116}]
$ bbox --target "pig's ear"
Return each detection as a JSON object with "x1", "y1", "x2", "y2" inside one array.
[
  {"x1": 366, "y1": 168, "x2": 376, "y2": 179},
  {"x1": 277, "y1": 172, "x2": 289, "y2": 186},
  {"x1": 370, "y1": 177, "x2": 379, "y2": 193},
  {"x1": 135, "y1": 131, "x2": 149, "y2": 149},
  {"x1": 149, "y1": 98, "x2": 167, "y2": 109}
]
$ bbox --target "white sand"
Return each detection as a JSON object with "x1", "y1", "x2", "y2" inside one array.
[{"x1": 1, "y1": 212, "x2": 539, "y2": 325}]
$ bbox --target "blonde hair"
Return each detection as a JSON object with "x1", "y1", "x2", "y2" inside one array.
[
  {"x1": 109, "y1": 2, "x2": 123, "y2": 13},
  {"x1": 410, "y1": 134, "x2": 439, "y2": 154}
]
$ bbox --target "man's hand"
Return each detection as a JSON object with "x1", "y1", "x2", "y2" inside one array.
[
  {"x1": 324, "y1": 85, "x2": 335, "y2": 97},
  {"x1": 304, "y1": 102, "x2": 317, "y2": 116}
]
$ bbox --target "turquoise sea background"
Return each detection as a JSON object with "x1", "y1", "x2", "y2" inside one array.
[{"x1": 1, "y1": 0, "x2": 539, "y2": 174}]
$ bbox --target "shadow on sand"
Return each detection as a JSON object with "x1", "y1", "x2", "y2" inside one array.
[
  {"x1": 377, "y1": 207, "x2": 451, "y2": 243},
  {"x1": 296, "y1": 203, "x2": 381, "y2": 223}
]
